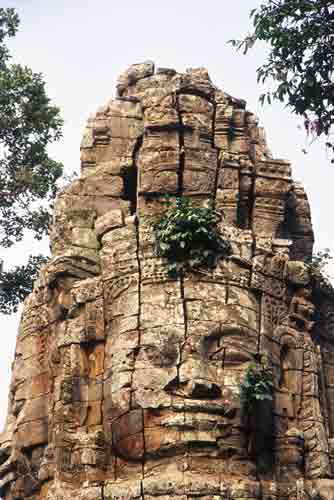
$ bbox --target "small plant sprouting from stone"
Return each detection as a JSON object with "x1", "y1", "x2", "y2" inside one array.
[
  {"x1": 240, "y1": 354, "x2": 274, "y2": 413},
  {"x1": 304, "y1": 248, "x2": 333, "y2": 286},
  {"x1": 152, "y1": 196, "x2": 232, "y2": 278}
]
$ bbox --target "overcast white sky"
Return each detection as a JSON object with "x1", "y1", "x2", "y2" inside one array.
[{"x1": 0, "y1": 0, "x2": 333, "y2": 429}]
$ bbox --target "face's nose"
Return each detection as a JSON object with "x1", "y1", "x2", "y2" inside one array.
[{"x1": 175, "y1": 358, "x2": 222, "y2": 399}]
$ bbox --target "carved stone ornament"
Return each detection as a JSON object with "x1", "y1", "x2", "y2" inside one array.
[{"x1": 1, "y1": 61, "x2": 334, "y2": 500}]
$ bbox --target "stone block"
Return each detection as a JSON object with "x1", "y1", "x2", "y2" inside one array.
[
  {"x1": 95, "y1": 209, "x2": 124, "y2": 236},
  {"x1": 16, "y1": 417, "x2": 48, "y2": 448},
  {"x1": 72, "y1": 227, "x2": 99, "y2": 249}
]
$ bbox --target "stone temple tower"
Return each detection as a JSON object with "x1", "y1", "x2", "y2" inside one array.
[{"x1": 1, "y1": 62, "x2": 334, "y2": 500}]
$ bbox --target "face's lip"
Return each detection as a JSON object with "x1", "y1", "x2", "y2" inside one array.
[
  {"x1": 161, "y1": 413, "x2": 234, "y2": 431},
  {"x1": 170, "y1": 399, "x2": 236, "y2": 417},
  {"x1": 223, "y1": 348, "x2": 254, "y2": 364},
  {"x1": 173, "y1": 400, "x2": 224, "y2": 411}
]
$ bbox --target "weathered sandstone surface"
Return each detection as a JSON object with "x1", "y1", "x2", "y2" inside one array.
[{"x1": 1, "y1": 62, "x2": 334, "y2": 500}]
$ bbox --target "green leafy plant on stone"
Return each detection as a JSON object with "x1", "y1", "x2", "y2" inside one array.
[
  {"x1": 240, "y1": 354, "x2": 274, "y2": 414},
  {"x1": 304, "y1": 248, "x2": 333, "y2": 286},
  {"x1": 240, "y1": 354, "x2": 274, "y2": 472},
  {"x1": 152, "y1": 196, "x2": 231, "y2": 278}
]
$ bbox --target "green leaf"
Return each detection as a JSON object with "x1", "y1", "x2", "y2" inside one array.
[
  {"x1": 151, "y1": 196, "x2": 231, "y2": 278},
  {"x1": 0, "y1": 253, "x2": 48, "y2": 314},
  {"x1": 230, "y1": 0, "x2": 334, "y2": 162}
]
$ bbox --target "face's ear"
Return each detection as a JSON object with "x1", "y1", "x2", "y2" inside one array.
[{"x1": 282, "y1": 181, "x2": 314, "y2": 261}]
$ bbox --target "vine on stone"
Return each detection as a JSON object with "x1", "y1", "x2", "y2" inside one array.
[{"x1": 152, "y1": 196, "x2": 231, "y2": 278}]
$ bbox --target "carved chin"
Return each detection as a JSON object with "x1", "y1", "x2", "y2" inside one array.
[
  {"x1": 113, "y1": 432, "x2": 145, "y2": 461},
  {"x1": 112, "y1": 406, "x2": 237, "y2": 461}
]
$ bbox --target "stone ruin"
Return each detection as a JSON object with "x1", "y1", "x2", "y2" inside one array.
[{"x1": 1, "y1": 61, "x2": 334, "y2": 500}]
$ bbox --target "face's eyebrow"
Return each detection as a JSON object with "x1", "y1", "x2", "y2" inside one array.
[{"x1": 206, "y1": 323, "x2": 250, "y2": 340}]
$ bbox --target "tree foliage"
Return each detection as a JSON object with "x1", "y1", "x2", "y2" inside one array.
[
  {"x1": 229, "y1": 0, "x2": 334, "y2": 159},
  {"x1": 0, "y1": 254, "x2": 47, "y2": 314},
  {"x1": 304, "y1": 248, "x2": 333, "y2": 285},
  {"x1": 0, "y1": 8, "x2": 63, "y2": 314}
]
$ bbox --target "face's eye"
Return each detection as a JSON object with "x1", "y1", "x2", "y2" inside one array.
[
  {"x1": 201, "y1": 327, "x2": 256, "y2": 366},
  {"x1": 201, "y1": 335, "x2": 225, "y2": 361},
  {"x1": 143, "y1": 342, "x2": 179, "y2": 368}
]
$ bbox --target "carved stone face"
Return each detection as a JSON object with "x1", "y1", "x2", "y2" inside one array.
[
  {"x1": 1, "y1": 63, "x2": 334, "y2": 500},
  {"x1": 108, "y1": 278, "x2": 260, "y2": 463}
]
